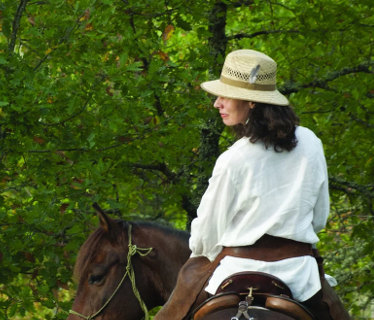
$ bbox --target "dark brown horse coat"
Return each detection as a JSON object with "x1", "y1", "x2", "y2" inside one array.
[{"x1": 67, "y1": 208, "x2": 191, "y2": 320}]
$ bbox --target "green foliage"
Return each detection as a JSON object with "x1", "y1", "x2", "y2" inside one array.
[{"x1": 0, "y1": 0, "x2": 373, "y2": 318}]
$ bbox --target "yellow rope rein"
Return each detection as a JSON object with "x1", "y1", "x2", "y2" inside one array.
[{"x1": 69, "y1": 223, "x2": 153, "y2": 320}]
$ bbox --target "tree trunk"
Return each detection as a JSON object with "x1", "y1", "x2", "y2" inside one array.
[{"x1": 187, "y1": 1, "x2": 228, "y2": 228}]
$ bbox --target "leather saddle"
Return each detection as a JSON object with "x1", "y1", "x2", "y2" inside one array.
[{"x1": 191, "y1": 271, "x2": 316, "y2": 320}]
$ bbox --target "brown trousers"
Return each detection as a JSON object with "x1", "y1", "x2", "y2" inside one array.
[
  {"x1": 153, "y1": 256, "x2": 213, "y2": 320},
  {"x1": 154, "y1": 241, "x2": 351, "y2": 320}
]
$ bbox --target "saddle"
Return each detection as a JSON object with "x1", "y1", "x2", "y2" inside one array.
[
  {"x1": 154, "y1": 238, "x2": 350, "y2": 320},
  {"x1": 192, "y1": 271, "x2": 316, "y2": 320}
]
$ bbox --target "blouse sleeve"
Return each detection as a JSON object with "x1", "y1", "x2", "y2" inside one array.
[
  {"x1": 189, "y1": 158, "x2": 239, "y2": 262},
  {"x1": 312, "y1": 145, "x2": 330, "y2": 233}
]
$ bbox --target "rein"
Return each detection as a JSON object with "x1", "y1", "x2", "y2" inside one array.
[{"x1": 69, "y1": 223, "x2": 153, "y2": 320}]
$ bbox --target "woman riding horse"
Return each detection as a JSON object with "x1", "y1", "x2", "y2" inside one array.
[{"x1": 155, "y1": 49, "x2": 351, "y2": 320}]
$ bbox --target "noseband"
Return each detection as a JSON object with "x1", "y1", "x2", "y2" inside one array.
[{"x1": 69, "y1": 223, "x2": 153, "y2": 320}]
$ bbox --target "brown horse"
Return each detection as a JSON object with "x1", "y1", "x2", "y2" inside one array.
[
  {"x1": 67, "y1": 205, "x2": 190, "y2": 320},
  {"x1": 67, "y1": 206, "x2": 319, "y2": 320}
]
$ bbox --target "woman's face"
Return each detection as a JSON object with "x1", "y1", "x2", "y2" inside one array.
[{"x1": 214, "y1": 97, "x2": 251, "y2": 126}]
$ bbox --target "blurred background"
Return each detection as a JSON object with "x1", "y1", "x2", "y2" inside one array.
[{"x1": 0, "y1": 0, "x2": 373, "y2": 318}]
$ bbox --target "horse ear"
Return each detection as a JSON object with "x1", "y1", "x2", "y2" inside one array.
[{"x1": 93, "y1": 202, "x2": 113, "y2": 233}]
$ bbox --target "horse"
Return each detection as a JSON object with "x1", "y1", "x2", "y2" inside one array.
[
  {"x1": 67, "y1": 205, "x2": 318, "y2": 320},
  {"x1": 67, "y1": 204, "x2": 190, "y2": 320}
]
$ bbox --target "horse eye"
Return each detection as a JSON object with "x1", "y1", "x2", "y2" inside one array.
[{"x1": 88, "y1": 274, "x2": 105, "y2": 285}]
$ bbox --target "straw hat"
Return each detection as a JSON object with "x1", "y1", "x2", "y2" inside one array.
[{"x1": 201, "y1": 49, "x2": 289, "y2": 106}]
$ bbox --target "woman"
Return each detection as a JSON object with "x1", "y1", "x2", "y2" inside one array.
[
  {"x1": 192, "y1": 49, "x2": 327, "y2": 302},
  {"x1": 155, "y1": 49, "x2": 350, "y2": 320}
]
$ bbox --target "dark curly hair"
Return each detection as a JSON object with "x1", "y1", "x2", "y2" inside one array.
[{"x1": 233, "y1": 102, "x2": 299, "y2": 152}]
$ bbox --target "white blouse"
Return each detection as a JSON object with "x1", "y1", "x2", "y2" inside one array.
[{"x1": 189, "y1": 126, "x2": 330, "y2": 301}]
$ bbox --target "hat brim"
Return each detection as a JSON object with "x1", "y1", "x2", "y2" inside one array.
[{"x1": 201, "y1": 79, "x2": 289, "y2": 106}]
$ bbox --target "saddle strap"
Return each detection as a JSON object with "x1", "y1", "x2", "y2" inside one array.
[{"x1": 221, "y1": 234, "x2": 313, "y2": 262}]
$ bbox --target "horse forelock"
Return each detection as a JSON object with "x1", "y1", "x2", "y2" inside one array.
[{"x1": 73, "y1": 220, "x2": 129, "y2": 282}]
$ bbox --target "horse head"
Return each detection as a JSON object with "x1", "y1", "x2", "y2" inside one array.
[{"x1": 67, "y1": 204, "x2": 190, "y2": 320}]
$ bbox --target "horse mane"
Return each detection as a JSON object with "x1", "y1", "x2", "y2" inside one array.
[
  {"x1": 73, "y1": 220, "x2": 189, "y2": 282},
  {"x1": 135, "y1": 220, "x2": 190, "y2": 243}
]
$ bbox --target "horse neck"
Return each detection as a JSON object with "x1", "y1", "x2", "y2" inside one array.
[{"x1": 132, "y1": 223, "x2": 191, "y2": 303}]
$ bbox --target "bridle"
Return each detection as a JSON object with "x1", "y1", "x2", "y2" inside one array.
[{"x1": 69, "y1": 223, "x2": 153, "y2": 320}]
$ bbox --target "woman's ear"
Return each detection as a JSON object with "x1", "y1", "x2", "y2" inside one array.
[{"x1": 249, "y1": 102, "x2": 256, "y2": 109}]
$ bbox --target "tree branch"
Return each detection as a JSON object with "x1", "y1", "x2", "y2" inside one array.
[
  {"x1": 39, "y1": 93, "x2": 93, "y2": 127},
  {"x1": 329, "y1": 176, "x2": 374, "y2": 196},
  {"x1": 127, "y1": 161, "x2": 198, "y2": 227},
  {"x1": 229, "y1": 0, "x2": 254, "y2": 7},
  {"x1": 349, "y1": 112, "x2": 374, "y2": 129},
  {"x1": 329, "y1": 176, "x2": 374, "y2": 215},
  {"x1": 227, "y1": 29, "x2": 299, "y2": 41},
  {"x1": 154, "y1": 93, "x2": 164, "y2": 116},
  {"x1": 130, "y1": 162, "x2": 178, "y2": 182},
  {"x1": 27, "y1": 114, "x2": 177, "y2": 154},
  {"x1": 280, "y1": 61, "x2": 374, "y2": 95},
  {"x1": 32, "y1": 22, "x2": 78, "y2": 71},
  {"x1": 8, "y1": 0, "x2": 29, "y2": 53}
]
